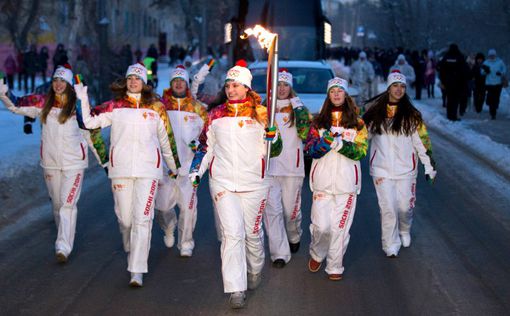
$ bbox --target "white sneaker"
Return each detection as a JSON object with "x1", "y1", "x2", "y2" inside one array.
[
  {"x1": 247, "y1": 273, "x2": 261, "y2": 290},
  {"x1": 400, "y1": 233, "x2": 411, "y2": 248},
  {"x1": 164, "y1": 233, "x2": 175, "y2": 248},
  {"x1": 129, "y1": 273, "x2": 143, "y2": 287},
  {"x1": 180, "y1": 249, "x2": 193, "y2": 257},
  {"x1": 229, "y1": 291, "x2": 246, "y2": 309}
]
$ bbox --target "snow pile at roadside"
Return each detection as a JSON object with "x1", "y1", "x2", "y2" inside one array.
[{"x1": 415, "y1": 100, "x2": 510, "y2": 177}]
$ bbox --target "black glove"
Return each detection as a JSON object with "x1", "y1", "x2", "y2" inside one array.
[
  {"x1": 481, "y1": 65, "x2": 490, "y2": 74},
  {"x1": 104, "y1": 167, "x2": 109, "y2": 175},
  {"x1": 496, "y1": 71, "x2": 502, "y2": 76},
  {"x1": 23, "y1": 123, "x2": 33, "y2": 134}
]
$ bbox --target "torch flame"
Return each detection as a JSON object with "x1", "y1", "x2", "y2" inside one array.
[{"x1": 241, "y1": 25, "x2": 276, "y2": 51}]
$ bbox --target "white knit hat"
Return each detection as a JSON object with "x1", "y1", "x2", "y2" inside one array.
[
  {"x1": 278, "y1": 69, "x2": 293, "y2": 87},
  {"x1": 53, "y1": 65, "x2": 73, "y2": 86},
  {"x1": 327, "y1": 77, "x2": 349, "y2": 94},
  {"x1": 170, "y1": 65, "x2": 190, "y2": 86},
  {"x1": 125, "y1": 63, "x2": 147, "y2": 84},
  {"x1": 225, "y1": 60, "x2": 252, "y2": 89},
  {"x1": 387, "y1": 70, "x2": 407, "y2": 88}
]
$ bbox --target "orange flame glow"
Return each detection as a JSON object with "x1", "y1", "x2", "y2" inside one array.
[{"x1": 241, "y1": 25, "x2": 276, "y2": 51}]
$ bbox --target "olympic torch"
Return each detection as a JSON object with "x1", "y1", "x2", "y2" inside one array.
[{"x1": 242, "y1": 25, "x2": 278, "y2": 171}]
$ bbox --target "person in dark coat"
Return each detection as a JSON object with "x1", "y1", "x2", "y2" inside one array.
[
  {"x1": 437, "y1": 44, "x2": 469, "y2": 121},
  {"x1": 4, "y1": 55, "x2": 17, "y2": 90},
  {"x1": 411, "y1": 50, "x2": 425, "y2": 100},
  {"x1": 39, "y1": 46, "x2": 49, "y2": 84},
  {"x1": 52, "y1": 44, "x2": 69, "y2": 72},
  {"x1": 24, "y1": 45, "x2": 39, "y2": 93},
  {"x1": 471, "y1": 53, "x2": 486, "y2": 114}
]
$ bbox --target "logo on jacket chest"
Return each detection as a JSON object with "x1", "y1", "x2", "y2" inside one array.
[
  {"x1": 184, "y1": 114, "x2": 198, "y2": 123},
  {"x1": 238, "y1": 119, "x2": 256, "y2": 128},
  {"x1": 142, "y1": 112, "x2": 156, "y2": 120}
]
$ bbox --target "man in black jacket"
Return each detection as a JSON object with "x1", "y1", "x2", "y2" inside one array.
[{"x1": 437, "y1": 44, "x2": 470, "y2": 121}]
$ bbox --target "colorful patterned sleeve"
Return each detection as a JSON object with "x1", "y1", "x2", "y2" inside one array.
[
  {"x1": 150, "y1": 101, "x2": 181, "y2": 169},
  {"x1": 190, "y1": 106, "x2": 223, "y2": 174},
  {"x1": 3, "y1": 94, "x2": 46, "y2": 118},
  {"x1": 416, "y1": 122, "x2": 436, "y2": 168},
  {"x1": 270, "y1": 126, "x2": 283, "y2": 158},
  {"x1": 88, "y1": 129, "x2": 109, "y2": 166},
  {"x1": 304, "y1": 125, "x2": 332, "y2": 159},
  {"x1": 337, "y1": 118, "x2": 368, "y2": 161},
  {"x1": 294, "y1": 106, "x2": 312, "y2": 141},
  {"x1": 192, "y1": 100, "x2": 209, "y2": 126}
]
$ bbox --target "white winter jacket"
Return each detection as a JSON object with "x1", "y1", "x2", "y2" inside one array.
[
  {"x1": 78, "y1": 95, "x2": 178, "y2": 179},
  {"x1": 368, "y1": 124, "x2": 435, "y2": 179},
  {"x1": 307, "y1": 126, "x2": 367, "y2": 195},
  {"x1": 162, "y1": 93, "x2": 207, "y2": 176},
  {"x1": 268, "y1": 99, "x2": 308, "y2": 177},
  {"x1": 191, "y1": 100, "x2": 282, "y2": 192},
  {"x1": 1, "y1": 94, "x2": 104, "y2": 170}
]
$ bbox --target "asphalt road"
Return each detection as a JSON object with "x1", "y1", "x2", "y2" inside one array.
[{"x1": 1, "y1": 129, "x2": 509, "y2": 315}]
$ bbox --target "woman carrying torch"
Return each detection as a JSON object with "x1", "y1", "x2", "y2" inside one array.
[{"x1": 189, "y1": 60, "x2": 282, "y2": 309}]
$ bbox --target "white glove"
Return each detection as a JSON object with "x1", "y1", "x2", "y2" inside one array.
[
  {"x1": 290, "y1": 97, "x2": 304, "y2": 109},
  {"x1": 73, "y1": 83, "x2": 88, "y2": 100},
  {"x1": 342, "y1": 129, "x2": 357, "y2": 143},
  {"x1": 330, "y1": 126, "x2": 344, "y2": 137},
  {"x1": 193, "y1": 64, "x2": 210, "y2": 85},
  {"x1": 331, "y1": 135, "x2": 344, "y2": 151},
  {"x1": 189, "y1": 171, "x2": 200, "y2": 187},
  {"x1": 0, "y1": 79, "x2": 8, "y2": 97}
]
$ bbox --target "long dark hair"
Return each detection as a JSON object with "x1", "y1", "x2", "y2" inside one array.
[
  {"x1": 40, "y1": 82, "x2": 77, "y2": 124},
  {"x1": 110, "y1": 78, "x2": 159, "y2": 105},
  {"x1": 312, "y1": 93, "x2": 360, "y2": 130},
  {"x1": 362, "y1": 91, "x2": 423, "y2": 136}
]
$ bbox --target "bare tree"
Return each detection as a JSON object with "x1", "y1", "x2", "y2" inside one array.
[{"x1": 0, "y1": 0, "x2": 40, "y2": 52}]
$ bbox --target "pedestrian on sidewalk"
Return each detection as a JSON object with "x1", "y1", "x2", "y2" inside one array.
[
  {"x1": 350, "y1": 51, "x2": 375, "y2": 104},
  {"x1": 437, "y1": 43, "x2": 470, "y2": 121},
  {"x1": 472, "y1": 52, "x2": 487, "y2": 114},
  {"x1": 482, "y1": 49, "x2": 507, "y2": 120},
  {"x1": 362, "y1": 71, "x2": 437, "y2": 258},
  {"x1": 189, "y1": 60, "x2": 282, "y2": 309},
  {"x1": 304, "y1": 77, "x2": 368, "y2": 281},
  {"x1": 155, "y1": 65, "x2": 208, "y2": 257},
  {"x1": 264, "y1": 69, "x2": 312, "y2": 269},
  {"x1": 3, "y1": 54, "x2": 16, "y2": 90},
  {"x1": 0, "y1": 65, "x2": 108, "y2": 264},
  {"x1": 74, "y1": 63, "x2": 180, "y2": 287},
  {"x1": 424, "y1": 50, "x2": 436, "y2": 99}
]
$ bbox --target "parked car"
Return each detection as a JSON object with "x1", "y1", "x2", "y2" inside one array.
[{"x1": 249, "y1": 60, "x2": 336, "y2": 114}]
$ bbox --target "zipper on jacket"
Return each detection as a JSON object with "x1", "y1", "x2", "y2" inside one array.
[
  {"x1": 156, "y1": 148, "x2": 161, "y2": 168},
  {"x1": 296, "y1": 148, "x2": 300, "y2": 168},
  {"x1": 80, "y1": 143, "x2": 86, "y2": 160},
  {"x1": 412, "y1": 153, "x2": 416, "y2": 171}
]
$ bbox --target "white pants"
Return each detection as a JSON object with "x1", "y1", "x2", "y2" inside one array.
[
  {"x1": 309, "y1": 191, "x2": 357, "y2": 275},
  {"x1": 210, "y1": 182, "x2": 267, "y2": 293},
  {"x1": 44, "y1": 169, "x2": 84, "y2": 256},
  {"x1": 373, "y1": 177, "x2": 416, "y2": 256},
  {"x1": 264, "y1": 176, "x2": 304, "y2": 262},
  {"x1": 112, "y1": 178, "x2": 158, "y2": 273},
  {"x1": 155, "y1": 174, "x2": 198, "y2": 254}
]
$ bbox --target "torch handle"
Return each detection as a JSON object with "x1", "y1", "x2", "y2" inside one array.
[{"x1": 265, "y1": 35, "x2": 278, "y2": 172}]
